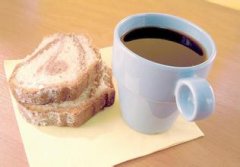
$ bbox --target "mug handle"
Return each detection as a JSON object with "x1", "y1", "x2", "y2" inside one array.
[{"x1": 175, "y1": 78, "x2": 215, "y2": 121}]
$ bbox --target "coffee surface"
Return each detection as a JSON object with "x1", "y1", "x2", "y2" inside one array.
[{"x1": 121, "y1": 27, "x2": 207, "y2": 67}]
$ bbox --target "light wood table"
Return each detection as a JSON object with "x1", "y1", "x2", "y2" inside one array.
[{"x1": 1, "y1": 0, "x2": 240, "y2": 166}]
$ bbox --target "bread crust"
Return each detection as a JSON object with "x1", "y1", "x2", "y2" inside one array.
[
  {"x1": 9, "y1": 33, "x2": 101, "y2": 105},
  {"x1": 17, "y1": 88, "x2": 115, "y2": 126}
]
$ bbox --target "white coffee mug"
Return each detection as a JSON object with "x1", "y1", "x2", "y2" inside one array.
[{"x1": 112, "y1": 13, "x2": 216, "y2": 134}]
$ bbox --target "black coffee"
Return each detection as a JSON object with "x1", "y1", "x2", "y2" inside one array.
[{"x1": 121, "y1": 27, "x2": 207, "y2": 67}]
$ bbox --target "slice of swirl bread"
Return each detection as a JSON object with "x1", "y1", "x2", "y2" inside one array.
[
  {"x1": 17, "y1": 65, "x2": 115, "y2": 127},
  {"x1": 9, "y1": 33, "x2": 101, "y2": 105}
]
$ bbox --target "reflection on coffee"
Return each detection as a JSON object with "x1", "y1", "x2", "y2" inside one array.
[{"x1": 121, "y1": 27, "x2": 207, "y2": 67}]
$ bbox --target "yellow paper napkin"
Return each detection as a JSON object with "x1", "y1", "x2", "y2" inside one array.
[
  {"x1": 207, "y1": 0, "x2": 240, "y2": 11},
  {"x1": 4, "y1": 47, "x2": 204, "y2": 167}
]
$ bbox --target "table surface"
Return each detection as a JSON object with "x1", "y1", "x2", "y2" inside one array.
[{"x1": 0, "y1": 0, "x2": 240, "y2": 166}]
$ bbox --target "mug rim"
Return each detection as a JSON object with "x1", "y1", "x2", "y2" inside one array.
[{"x1": 114, "y1": 13, "x2": 217, "y2": 71}]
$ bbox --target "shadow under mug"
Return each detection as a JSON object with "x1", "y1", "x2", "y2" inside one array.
[{"x1": 112, "y1": 13, "x2": 216, "y2": 134}]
